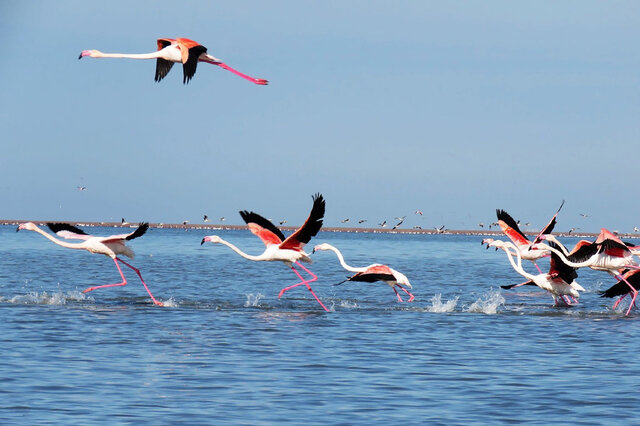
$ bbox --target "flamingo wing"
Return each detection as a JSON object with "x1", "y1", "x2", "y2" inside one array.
[
  {"x1": 348, "y1": 266, "x2": 396, "y2": 283},
  {"x1": 182, "y1": 44, "x2": 207, "y2": 84},
  {"x1": 501, "y1": 280, "x2": 536, "y2": 289},
  {"x1": 496, "y1": 209, "x2": 530, "y2": 246},
  {"x1": 100, "y1": 223, "x2": 149, "y2": 244},
  {"x1": 548, "y1": 242, "x2": 578, "y2": 283},
  {"x1": 531, "y1": 200, "x2": 565, "y2": 245},
  {"x1": 280, "y1": 193, "x2": 325, "y2": 251},
  {"x1": 239, "y1": 211, "x2": 284, "y2": 246},
  {"x1": 566, "y1": 241, "x2": 599, "y2": 263},
  {"x1": 47, "y1": 223, "x2": 92, "y2": 240},
  {"x1": 155, "y1": 38, "x2": 175, "y2": 82},
  {"x1": 599, "y1": 269, "x2": 640, "y2": 298}
]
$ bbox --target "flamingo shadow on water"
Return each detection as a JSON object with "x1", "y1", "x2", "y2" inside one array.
[
  {"x1": 201, "y1": 193, "x2": 329, "y2": 312},
  {"x1": 17, "y1": 222, "x2": 163, "y2": 306}
]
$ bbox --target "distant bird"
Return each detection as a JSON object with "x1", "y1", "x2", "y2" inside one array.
[
  {"x1": 79, "y1": 37, "x2": 268, "y2": 85},
  {"x1": 489, "y1": 222, "x2": 499, "y2": 229},
  {"x1": 478, "y1": 223, "x2": 484, "y2": 228},
  {"x1": 219, "y1": 217, "x2": 226, "y2": 222},
  {"x1": 313, "y1": 243, "x2": 414, "y2": 302},
  {"x1": 579, "y1": 213, "x2": 591, "y2": 218},
  {"x1": 279, "y1": 220, "x2": 287, "y2": 225},
  {"x1": 379, "y1": 221, "x2": 387, "y2": 228},
  {"x1": 488, "y1": 240, "x2": 583, "y2": 306},
  {"x1": 201, "y1": 194, "x2": 328, "y2": 311},
  {"x1": 634, "y1": 226, "x2": 639, "y2": 233},
  {"x1": 17, "y1": 222, "x2": 162, "y2": 306},
  {"x1": 77, "y1": 186, "x2": 87, "y2": 191},
  {"x1": 535, "y1": 229, "x2": 640, "y2": 315},
  {"x1": 358, "y1": 219, "x2": 367, "y2": 224},
  {"x1": 413, "y1": 226, "x2": 422, "y2": 230},
  {"x1": 392, "y1": 217, "x2": 405, "y2": 230},
  {"x1": 182, "y1": 220, "x2": 189, "y2": 225},
  {"x1": 415, "y1": 210, "x2": 423, "y2": 216},
  {"x1": 121, "y1": 218, "x2": 129, "y2": 226},
  {"x1": 395, "y1": 216, "x2": 407, "y2": 221},
  {"x1": 568, "y1": 227, "x2": 579, "y2": 234},
  {"x1": 434, "y1": 226, "x2": 446, "y2": 234},
  {"x1": 203, "y1": 215, "x2": 209, "y2": 222},
  {"x1": 341, "y1": 218, "x2": 350, "y2": 224}
]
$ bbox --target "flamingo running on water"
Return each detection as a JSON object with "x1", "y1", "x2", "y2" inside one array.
[
  {"x1": 599, "y1": 268, "x2": 640, "y2": 313},
  {"x1": 313, "y1": 243, "x2": 414, "y2": 302},
  {"x1": 534, "y1": 229, "x2": 640, "y2": 315},
  {"x1": 16, "y1": 222, "x2": 163, "y2": 306},
  {"x1": 482, "y1": 201, "x2": 564, "y2": 273},
  {"x1": 79, "y1": 38, "x2": 268, "y2": 85},
  {"x1": 201, "y1": 194, "x2": 329, "y2": 311},
  {"x1": 487, "y1": 239, "x2": 583, "y2": 306}
]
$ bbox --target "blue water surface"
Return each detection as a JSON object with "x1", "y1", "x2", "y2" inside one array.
[{"x1": 1, "y1": 225, "x2": 638, "y2": 424}]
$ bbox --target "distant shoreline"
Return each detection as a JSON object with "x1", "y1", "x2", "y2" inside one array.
[{"x1": 4, "y1": 219, "x2": 639, "y2": 239}]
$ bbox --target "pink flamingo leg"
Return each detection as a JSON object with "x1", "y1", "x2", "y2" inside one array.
[
  {"x1": 201, "y1": 59, "x2": 268, "y2": 85},
  {"x1": 392, "y1": 287, "x2": 404, "y2": 302},
  {"x1": 116, "y1": 258, "x2": 164, "y2": 307},
  {"x1": 612, "y1": 294, "x2": 627, "y2": 310},
  {"x1": 279, "y1": 262, "x2": 328, "y2": 312},
  {"x1": 613, "y1": 273, "x2": 638, "y2": 316},
  {"x1": 399, "y1": 286, "x2": 415, "y2": 302},
  {"x1": 533, "y1": 262, "x2": 543, "y2": 274},
  {"x1": 83, "y1": 258, "x2": 127, "y2": 293}
]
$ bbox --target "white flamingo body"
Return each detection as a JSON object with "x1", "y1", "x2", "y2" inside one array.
[{"x1": 313, "y1": 243, "x2": 414, "y2": 302}]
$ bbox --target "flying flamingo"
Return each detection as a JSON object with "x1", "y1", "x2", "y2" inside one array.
[
  {"x1": 16, "y1": 222, "x2": 163, "y2": 306},
  {"x1": 201, "y1": 194, "x2": 329, "y2": 311},
  {"x1": 487, "y1": 239, "x2": 584, "y2": 306},
  {"x1": 79, "y1": 37, "x2": 268, "y2": 85},
  {"x1": 534, "y1": 229, "x2": 640, "y2": 315},
  {"x1": 482, "y1": 201, "x2": 564, "y2": 273},
  {"x1": 312, "y1": 243, "x2": 414, "y2": 302}
]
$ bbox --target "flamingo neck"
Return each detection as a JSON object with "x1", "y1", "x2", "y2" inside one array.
[
  {"x1": 30, "y1": 226, "x2": 84, "y2": 250},
  {"x1": 217, "y1": 239, "x2": 265, "y2": 262},
  {"x1": 95, "y1": 51, "x2": 163, "y2": 60},
  {"x1": 502, "y1": 242, "x2": 535, "y2": 280},
  {"x1": 541, "y1": 244, "x2": 593, "y2": 268},
  {"x1": 324, "y1": 245, "x2": 365, "y2": 273}
]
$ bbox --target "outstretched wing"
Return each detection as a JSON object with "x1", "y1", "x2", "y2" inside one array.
[
  {"x1": 101, "y1": 223, "x2": 149, "y2": 243},
  {"x1": 182, "y1": 45, "x2": 207, "y2": 84},
  {"x1": 240, "y1": 210, "x2": 285, "y2": 246},
  {"x1": 496, "y1": 209, "x2": 529, "y2": 246},
  {"x1": 600, "y1": 270, "x2": 640, "y2": 298},
  {"x1": 531, "y1": 200, "x2": 565, "y2": 245},
  {"x1": 280, "y1": 193, "x2": 325, "y2": 251},
  {"x1": 548, "y1": 241, "x2": 578, "y2": 283},
  {"x1": 155, "y1": 38, "x2": 175, "y2": 82},
  {"x1": 47, "y1": 223, "x2": 92, "y2": 240}
]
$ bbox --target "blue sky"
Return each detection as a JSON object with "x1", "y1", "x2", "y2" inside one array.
[{"x1": 1, "y1": 1, "x2": 639, "y2": 232}]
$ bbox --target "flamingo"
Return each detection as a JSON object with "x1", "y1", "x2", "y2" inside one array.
[
  {"x1": 534, "y1": 229, "x2": 640, "y2": 315},
  {"x1": 482, "y1": 201, "x2": 564, "y2": 273},
  {"x1": 313, "y1": 243, "x2": 414, "y2": 302},
  {"x1": 79, "y1": 37, "x2": 268, "y2": 85},
  {"x1": 16, "y1": 222, "x2": 163, "y2": 306},
  {"x1": 599, "y1": 269, "x2": 640, "y2": 314},
  {"x1": 487, "y1": 240, "x2": 583, "y2": 306},
  {"x1": 201, "y1": 193, "x2": 328, "y2": 311}
]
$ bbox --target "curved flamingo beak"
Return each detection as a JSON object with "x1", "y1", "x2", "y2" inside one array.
[
  {"x1": 78, "y1": 50, "x2": 91, "y2": 60},
  {"x1": 200, "y1": 237, "x2": 206, "y2": 245}
]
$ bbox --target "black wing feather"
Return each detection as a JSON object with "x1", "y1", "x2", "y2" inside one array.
[
  {"x1": 348, "y1": 272, "x2": 396, "y2": 283},
  {"x1": 496, "y1": 209, "x2": 528, "y2": 241},
  {"x1": 239, "y1": 211, "x2": 286, "y2": 241},
  {"x1": 183, "y1": 45, "x2": 207, "y2": 84},
  {"x1": 47, "y1": 223, "x2": 89, "y2": 235},
  {"x1": 598, "y1": 239, "x2": 630, "y2": 252},
  {"x1": 155, "y1": 59, "x2": 174, "y2": 82},
  {"x1": 599, "y1": 272, "x2": 640, "y2": 298},
  {"x1": 501, "y1": 281, "x2": 535, "y2": 289},
  {"x1": 548, "y1": 241, "x2": 578, "y2": 283},
  {"x1": 289, "y1": 193, "x2": 325, "y2": 245},
  {"x1": 125, "y1": 222, "x2": 149, "y2": 241},
  {"x1": 566, "y1": 243, "x2": 599, "y2": 263}
]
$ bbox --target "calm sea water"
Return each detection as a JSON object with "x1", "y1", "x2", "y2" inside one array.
[{"x1": 1, "y1": 224, "x2": 639, "y2": 424}]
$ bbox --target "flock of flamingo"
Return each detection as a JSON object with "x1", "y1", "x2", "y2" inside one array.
[{"x1": 12, "y1": 38, "x2": 640, "y2": 314}]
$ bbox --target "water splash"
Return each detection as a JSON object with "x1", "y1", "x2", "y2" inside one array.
[
  {"x1": 467, "y1": 289, "x2": 505, "y2": 314},
  {"x1": 244, "y1": 293, "x2": 265, "y2": 307},
  {"x1": 427, "y1": 293, "x2": 458, "y2": 312},
  {"x1": 339, "y1": 300, "x2": 359, "y2": 309},
  {"x1": 161, "y1": 298, "x2": 179, "y2": 308},
  {"x1": 0, "y1": 290, "x2": 92, "y2": 305}
]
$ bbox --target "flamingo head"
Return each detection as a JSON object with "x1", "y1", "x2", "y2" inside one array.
[
  {"x1": 78, "y1": 50, "x2": 101, "y2": 59},
  {"x1": 312, "y1": 243, "x2": 333, "y2": 254},
  {"x1": 17, "y1": 222, "x2": 37, "y2": 232},
  {"x1": 201, "y1": 235, "x2": 222, "y2": 245}
]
